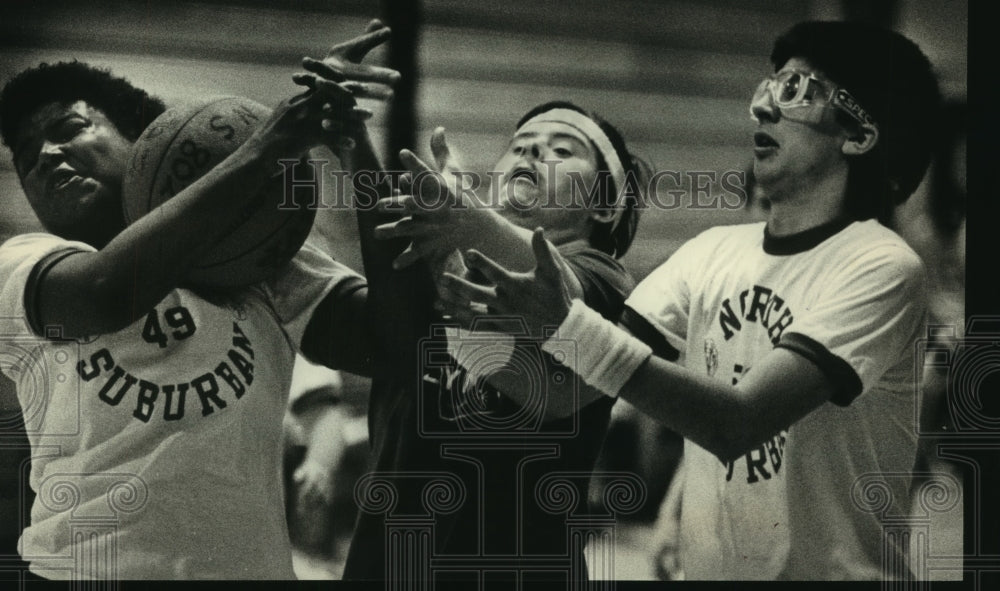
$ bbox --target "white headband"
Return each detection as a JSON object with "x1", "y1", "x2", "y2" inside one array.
[{"x1": 520, "y1": 108, "x2": 628, "y2": 229}]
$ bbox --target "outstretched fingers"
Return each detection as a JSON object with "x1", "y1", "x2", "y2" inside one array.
[
  {"x1": 311, "y1": 77, "x2": 358, "y2": 105},
  {"x1": 328, "y1": 26, "x2": 393, "y2": 65},
  {"x1": 341, "y1": 80, "x2": 394, "y2": 101},
  {"x1": 373, "y1": 216, "x2": 434, "y2": 241},
  {"x1": 399, "y1": 149, "x2": 450, "y2": 206},
  {"x1": 430, "y1": 127, "x2": 452, "y2": 172},
  {"x1": 301, "y1": 58, "x2": 397, "y2": 97},
  {"x1": 464, "y1": 249, "x2": 514, "y2": 286},
  {"x1": 399, "y1": 148, "x2": 434, "y2": 176},
  {"x1": 291, "y1": 73, "x2": 357, "y2": 107},
  {"x1": 300, "y1": 57, "x2": 345, "y2": 83}
]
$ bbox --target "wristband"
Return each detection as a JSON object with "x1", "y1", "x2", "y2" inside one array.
[{"x1": 542, "y1": 299, "x2": 652, "y2": 397}]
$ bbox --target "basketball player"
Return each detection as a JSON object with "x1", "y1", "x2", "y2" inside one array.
[
  {"x1": 0, "y1": 23, "x2": 396, "y2": 579},
  {"x1": 438, "y1": 21, "x2": 942, "y2": 580},
  {"x1": 319, "y1": 97, "x2": 650, "y2": 583}
]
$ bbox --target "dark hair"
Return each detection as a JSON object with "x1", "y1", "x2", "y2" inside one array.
[
  {"x1": 1, "y1": 60, "x2": 166, "y2": 149},
  {"x1": 771, "y1": 21, "x2": 942, "y2": 224},
  {"x1": 516, "y1": 101, "x2": 648, "y2": 258}
]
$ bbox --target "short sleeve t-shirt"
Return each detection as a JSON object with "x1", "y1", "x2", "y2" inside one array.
[
  {"x1": 625, "y1": 219, "x2": 926, "y2": 579},
  {"x1": 0, "y1": 233, "x2": 358, "y2": 579}
]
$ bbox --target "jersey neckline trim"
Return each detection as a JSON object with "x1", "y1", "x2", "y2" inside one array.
[{"x1": 762, "y1": 217, "x2": 853, "y2": 256}]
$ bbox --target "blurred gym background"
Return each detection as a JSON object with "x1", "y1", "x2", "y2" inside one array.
[{"x1": 0, "y1": 0, "x2": 966, "y2": 581}]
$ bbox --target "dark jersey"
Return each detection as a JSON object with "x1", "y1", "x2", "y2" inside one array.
[{"x1": 343, "y1": 242, "x2": 634, "y2": 583}]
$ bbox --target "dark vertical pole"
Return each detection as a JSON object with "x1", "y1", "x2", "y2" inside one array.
[
  {"x1": 343, "y1": 2, "x2": 435, "y2": 579},
  {"x1": 966, "y1": 7, "x2": 1000, "y2": 586},
  {"x1": 381, "y1": 0, "x2": 421, "y2": 171},
  {"x1": 967, "y1": 2, "x2": 998, "y2": 318},
  {"x1": 372, "y1": 0, "x2": 433, "y2": 370}
]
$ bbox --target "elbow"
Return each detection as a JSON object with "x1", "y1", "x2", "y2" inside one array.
[
  {"x1": 699, "y1": 412, "x2": 770, "y2": 464},
  {"x1": 705, "y1": 424, "x2": 786, "y2": 466},
  {"x1": 34, "y1": 252, "x2": 166, "y2": 339},
  {"x1": 694, "y1": 425, "x2": 742, "y2": 463},
  {"x1": 77, "y1": 271, "x2": 138, "y2": 335}
]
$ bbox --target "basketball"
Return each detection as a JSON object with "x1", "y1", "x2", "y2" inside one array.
[{"x1": 122, "y1": 96, "x2": 316, "y2": 288}]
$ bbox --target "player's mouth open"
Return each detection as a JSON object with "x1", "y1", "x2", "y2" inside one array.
[
  {"x1": 508, "y1": 168, "x2": 538, "y2": 185},
  {"x1": 753, "y1": 132, "x2": 779, "y2": 150},
  {"x1": 49, "y1": 169, "x2": 84, "y2": 194}
]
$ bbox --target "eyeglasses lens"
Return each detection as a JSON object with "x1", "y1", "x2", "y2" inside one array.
[{"x1": 778, "y1": 73, "x2": 802, "y2": 104}]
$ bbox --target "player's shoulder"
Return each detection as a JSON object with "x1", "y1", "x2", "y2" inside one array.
[
  {"x1": 1, "y1": 232, "x2": 69, "y2": 252},
  {"x1": 679, "y1": 221, "x2": 766, "y2": 256},
  {"x1": 274, "y1": 240, "x2": 363, "y2": 283},
  {"x1": 827, "y1": 220, "x2": 926, "y2": 286},
  {"x1": 557, "y1": 241, "x2": 635, "y2": 308},
  {"x1": 699, "y1": 221, "x2": 766, "y2": 242},
  {"x1": 558, "y1": 241, "x2": 631, "y2": 279},
  {"x1": 837, "y1": 220, "x2": 924, "y2": 269},
  {"x1": 0, "y1": 232, "x2": 93, "y2": 267},
  {"x1": 633, "y1": 222, "x2": 764, "y2": 294},
  {"x1": 558, "y1": 240, "x2": 626, "y2": 268}
]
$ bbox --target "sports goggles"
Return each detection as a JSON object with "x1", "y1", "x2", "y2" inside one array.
[{"x1": 750, "y1": 69, "x2": 878, "y2": 129}]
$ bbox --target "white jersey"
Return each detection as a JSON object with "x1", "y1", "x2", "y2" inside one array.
[
  {"x1": 625, "y1": 219, "x2": 926, "y2": 580},
  {"x1": 0, "y1": 233, "x2": 357, "y2": 580}
]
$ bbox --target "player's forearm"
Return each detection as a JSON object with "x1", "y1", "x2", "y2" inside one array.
[
  {"x1": 484, "y1": 343, "x2": 605, "y2": 421},
  {"x1": 349, "y1": 131, "x2": 439, "y2": 369},
  {"x1": 38, "y1": 140, "x2": 280, "y2": 337},
  {"x1": 617, "y1": 356, "x2": 785, "y2": 462},
  {"x1": 538, "y1": 310, "x2": 832, "y2": 460},
  {"x1": 446, "y1": 210, "x2": 584, "y2": 300},
  {"x1": 456, "y1": 208, "x2": 538, "y2": 272}
]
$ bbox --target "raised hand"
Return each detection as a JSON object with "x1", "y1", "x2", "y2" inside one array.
[
  {"x1": 436, "y1": 228, "x2": 574, "y2": 337},
  {"x1": 373, "y1": 144, "x2": 479, "y2": 269},
  {"x1": 248, "y1": 74, "x2": 359, "y2": 166},
  {"x1": 430, "y1": 127, "x2": 466, "y2": 188},
  {"x1": 294, "y1": 20, "x2": 400, "y2": 158},
  {"x1": 302, "y1": 19, "x2": 400, "y2": 97}
]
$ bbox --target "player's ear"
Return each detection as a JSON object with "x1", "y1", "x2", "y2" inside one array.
[{"x1": 841, "y1": 122, "x2": 879, "y2": 156}]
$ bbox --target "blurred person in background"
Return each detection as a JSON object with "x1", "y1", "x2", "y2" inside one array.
[{"x1": 283, "y1": 355, "x2": 348, "y2": 559}]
